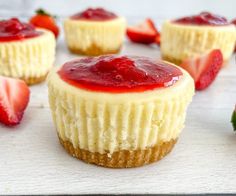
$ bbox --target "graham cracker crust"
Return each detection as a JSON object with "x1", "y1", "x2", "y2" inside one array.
[
  {"x1": 68, "y1": 44, "x2": 122, "y2": 56},
  {"x1": 162, "y1": 54, "x2": 229, "y2": 67},
  {"x1": 162, "y1": 55, "x2": 183, "y2": 65},
  {"x1": 59, "y1": 137, "x2": 177, "y2": 168},
  {"x1": 21, "y1": 74, "x2": 48, "y2": 85}
]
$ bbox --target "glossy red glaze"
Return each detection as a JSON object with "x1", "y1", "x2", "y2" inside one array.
[
  {"x1": 70, "y1": 8, "x2": 117, "y2": 21},
  {"x1": 58, "y1": 55, "x2": 183, "y2": 93},
  {"x1": 0, "y1": 18, "x2": 42, "y2": 42},
  {"x1": 174, "y1": 12, "x2": 229, "y2": 26}
]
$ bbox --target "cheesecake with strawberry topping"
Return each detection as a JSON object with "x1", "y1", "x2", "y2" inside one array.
[
  {"x1": 47, "y1": 55, "x2": 194, "y2": 168},
  {"x1": 0, "y1": 18, "x2": 55, "y2": 84},
  {"x1": 64, "y1": 8, "x2": 126, "y2": 56},
  {"x1": 161, "y1": 12, "x2": 236, "y2": 65}
]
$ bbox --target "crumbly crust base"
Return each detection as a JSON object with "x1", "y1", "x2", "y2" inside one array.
[
  {"x1": 59, "y1": 136, "x2": 177, "y2": 168},
  {"x1": 162, "y1": 54, "x2": 229, "y2": 67},
  {"x1": 162, "y1": 55, "x2": 183, "y2": 65},
  {"x1": 68, "y1": 44, "x2": 121, "y2": 56},
  {"x1": 21, "y1": 74, "x2": 48, "y2": 85}
]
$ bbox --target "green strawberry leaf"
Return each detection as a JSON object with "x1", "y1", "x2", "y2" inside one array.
[
  {"x1": 36, "y1": 8, "x2": 50, "y2": 16},
  {"x1": 36, "y1": 8, "x2": 57, "y2": 19},
  {"x1": 231, "y1": 106, "x2": 236, "y2": 131}
]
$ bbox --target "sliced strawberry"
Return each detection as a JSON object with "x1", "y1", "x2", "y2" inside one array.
[
  {"x1": 180, "y1": 49, "x2": 223, "y2": 90},
  {"x1": 127, "y1": 18, "x2": 159, "y2": 44},
  {"x1": 0, "y1": 76, "x2": 30, "y2": 126},
  {"x1": 29, "y1": 9, "x2": 59, "y2": 39}
]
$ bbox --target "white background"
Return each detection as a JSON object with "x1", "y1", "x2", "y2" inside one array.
[{"x1": 0, "y1": 0, "x2": 236, "y2": 23}]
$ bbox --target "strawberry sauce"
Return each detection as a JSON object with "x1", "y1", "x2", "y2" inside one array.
[
  {"x1": 58, "y1": 55, "x2": 183, "y2": 93},
  {"x1": 70, "y1": 8, "x2": 117, "y2": 21},
  {"x1": 174, "y1": 12, "x2": 229, "y2": 26},
  {"x1": 0, "y1": 18, "x2": 42, "y2": 42}
]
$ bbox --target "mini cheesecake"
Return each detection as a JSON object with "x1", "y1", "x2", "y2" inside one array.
[
  {"x1": 0, "y1": 18, "x2": 55, "y2": 85},
  {"x1": 64, "y1": 8, "x2": 126, "y2": 56},
  {"x1": 161, "y1": 12, "x2": 236, "y2": 65},
  {"x1": 47, "y1": 55, "x2": 194, "y2": 168}
]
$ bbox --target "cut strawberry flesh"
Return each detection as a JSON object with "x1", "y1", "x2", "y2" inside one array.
[
  {"x1": 180, "y1": 49, "x2": 223, "y2": 90},
  {"x1": 127, "y1": 18, "x2": 159, "y2": 44},
  {"x1": 0, "y1": 76, "x2": 30, "y2": 126},
  {"x1": 195, "y1": 50, "x2": 223, "y2": 90}
]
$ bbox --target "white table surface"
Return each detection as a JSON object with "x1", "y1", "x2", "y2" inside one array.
[{"x1": 0, "y1": 38, "x2": 236, "y2": 195}]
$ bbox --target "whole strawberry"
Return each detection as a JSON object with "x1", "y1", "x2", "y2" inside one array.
[
  {"x1": 232, "y1": 105, "x2": 236, "y2": 131},
  {"x1": 30, "y1": 9, "x2": 59, "y2": 39}
]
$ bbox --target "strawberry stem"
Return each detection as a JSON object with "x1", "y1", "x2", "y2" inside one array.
[
  {"x1": 36, "y1": 8, "x2": 50, "y2": 16},
  {"x1": 36, "y1": 8, "x2": 57, "y2": 19}
]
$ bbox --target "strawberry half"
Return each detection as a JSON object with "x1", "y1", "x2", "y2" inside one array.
[
  {"x1": 180, "y1": 49, "x2": 223, "y2": 90},
  {"x1": 127, "y1": 18, "x2": 159, "y2": 44},
  {"x1": 30, "y1": 9, "x2": 59, "y2": 39},
  {"x1": 0, "y1": 76, "x2": 30, "y2": 126}
]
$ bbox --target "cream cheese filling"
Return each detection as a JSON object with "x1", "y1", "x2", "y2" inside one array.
[
  {"x1": 63, "y1": 17, "x2": 126, "y2": 52},
  {"x1": 0, "y1": 28, "x2": 55, "y2": 79},
  {"x1": 48, "y1": 64, "x2": 194, "y2": 154},
  {"x1": 161, "y1": 21, "x2": 236, "y2": 62}
]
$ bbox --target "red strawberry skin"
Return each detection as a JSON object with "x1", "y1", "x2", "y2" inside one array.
[
  {"x1": 155, "y1": 33, "x2": 161, "y2": 46},
  {"x1": 180, "y1": 49, "x2": 223, "y2": 91},
  {"x1": 195, "y1": 50, "x2": 223, "y2": 90},
  {"x1": 0, "y1": 76, "x2": 30, "y2": 126},
  {"x1": 127, "y1": 18, "x2": 158, "y2": 44},
  {"x1": 127, "y1": 29, "x2": 156, "y2": 44}
]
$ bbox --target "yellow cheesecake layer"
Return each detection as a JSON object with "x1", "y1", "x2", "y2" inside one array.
[
  {"x1": 47, "y1": 65, "x2": 194, "y2": 154},
  {"x1": 161, "y1": 21, "x2": 236, "y2": 64},
  {"x1": 63, "y1": 17, "x2": 126, "y2": 55},
  {"x1": 0, "y1": 29, "x2": 55, "y2": 84}
]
